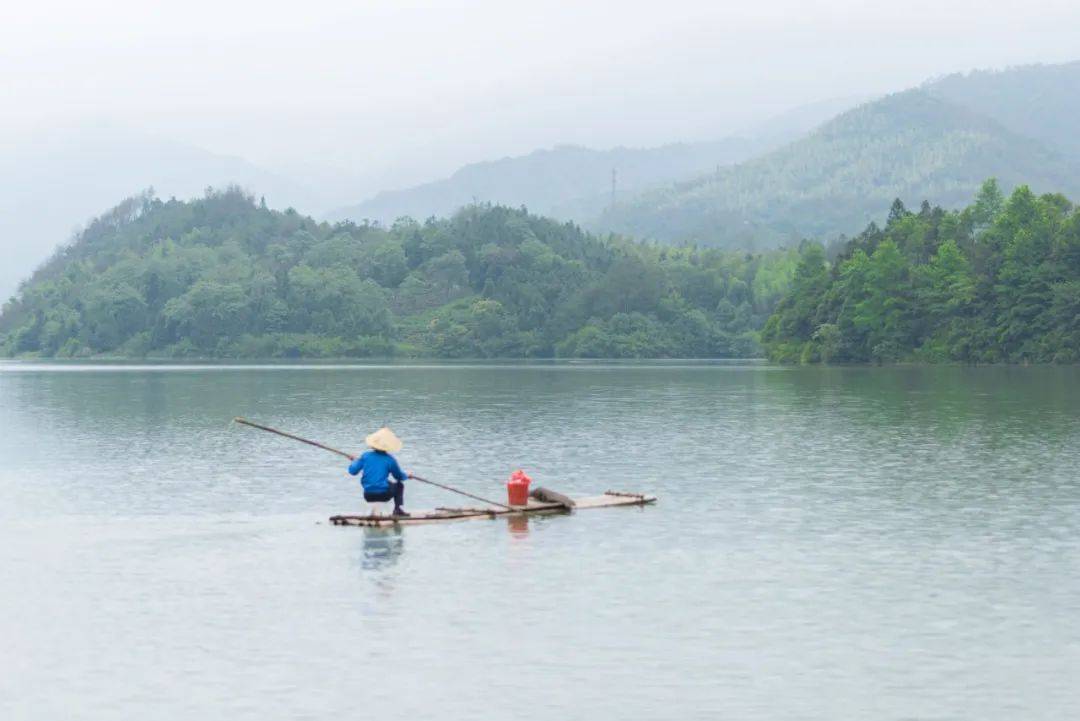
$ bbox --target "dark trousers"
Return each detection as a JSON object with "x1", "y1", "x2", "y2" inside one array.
[{"x1": 364, "y1": 481, "x2": 404, "y2": 508}]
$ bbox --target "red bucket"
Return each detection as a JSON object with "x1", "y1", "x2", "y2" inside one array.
[{"x1": 507, "y1": 470, "x2": 532, "y2": 506}]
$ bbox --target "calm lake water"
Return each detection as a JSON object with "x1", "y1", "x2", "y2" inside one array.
[{"x1": 2, "y1": 360, "x2": 1079, "y2": 720}]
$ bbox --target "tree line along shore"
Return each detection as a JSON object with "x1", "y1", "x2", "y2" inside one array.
[
  {"x1": 2, "y1": 180, "x2": 1077, "y2": 363},
  {"x1": 764, "y1": 180, "x2": 1080, "y2": 364},
  {"x1": 0, "y1": 190, "x2": 792, "y2": 359}
]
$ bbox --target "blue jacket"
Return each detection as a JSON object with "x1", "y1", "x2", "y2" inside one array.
[{"x1": 348, "y1": 450, "x2": 406, "y2": 494}]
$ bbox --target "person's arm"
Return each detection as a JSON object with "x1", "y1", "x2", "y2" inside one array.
[
  {"x1": 348, "y1": 453, "x2": 364, "y2": 476},
  {"x1": 390, "y1": 456, "x2": 407, "y2": 482}
]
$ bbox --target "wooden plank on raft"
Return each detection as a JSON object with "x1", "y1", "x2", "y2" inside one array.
[{"x1": 329, "y1": 491, "x2": 656, "y2": 527}]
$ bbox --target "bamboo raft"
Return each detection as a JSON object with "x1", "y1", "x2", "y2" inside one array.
[
  {"x1": 229, "y1": 418, "x2": 657, "y2": 529},
  {"x1": 330, "y1": 490, "x2": 657, "y2": 527}
]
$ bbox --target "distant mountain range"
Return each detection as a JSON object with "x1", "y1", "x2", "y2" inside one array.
[
  {"x1": 595, "y1": 62, "x2": 1080, "y2": 247},
  {"x1": 6, "y1": 61, "x2": 1079, "y2": 300},
  {"x1": 0, "y1": 98, "x2": 860, "y2": 301},
  {"x1": 923, "y1": 62, "x2": 1080, "y2": 159},
  {"x1": 324, "y1": 96, "x2": 867, "y2": 225},
  {"x1": 331, "y1": 62, "x2": 1080, "y2": 252}
]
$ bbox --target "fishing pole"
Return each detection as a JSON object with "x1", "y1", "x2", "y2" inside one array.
[{"x1": 233, "y1": 417, "x2": 514, "y2": 511}]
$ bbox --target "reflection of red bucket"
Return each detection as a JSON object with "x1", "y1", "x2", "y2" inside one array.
[
  {"x1": 507, "y1": 514, "x2": 529, "y2": 536},
  {"x1": 507, "y1": 470, "x2": 531, "y2": 506}
]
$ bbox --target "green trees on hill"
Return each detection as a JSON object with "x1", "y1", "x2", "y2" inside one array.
[
  {"x1": 6, "y1": 181, "x2": 1077, "y2": 363},
  {"x1": 924, "y1": 62, "x2": 1080, "y2": 160},
  {"x1": 596, "y1": 90, "x2": 1080, "y2": 249},
  {"x1": 0, "y1": 188, "x2": 797, "y2": 359},
  {"x1": 762, "y1": 181, "x2": 1080, "y2": 363}
]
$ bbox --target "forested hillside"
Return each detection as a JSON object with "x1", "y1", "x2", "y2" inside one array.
[
  {"x1": 326, "y1": 140, "x2": 773, "y2": 226},
  {"x1": 925, "y1": 62, "x2": 1080, "y2": 159},
  {"x1": 335, "y1": 63, "x2": 1080, "y2": 256},
  {"x1": 325, "y1": 96, "x2": 862, "y2": 226},
  {"x1": 594, "y1": 89, "x2": 1080, "y2": 248},
  {"x1": 762, "y1": 181, "x2": 1080, "y2": 363},
  {"x1": 0, "y1": 189, "x2": 798, "y2": 359}
]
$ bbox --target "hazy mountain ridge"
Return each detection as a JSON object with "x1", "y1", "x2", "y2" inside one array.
[
  {"x1": 324, "y1": 97, "x2": 865, "y2": 226},
  {"x1": 593, "y1": 64, "x2": 1080, "y2": 248},
  {"x1": 7, "y1": 62, "x2": 1078, "y2": 304},
  {"x1": 923, "y1": 61, "x2": 1080, "y2": 158},
  {"x1": 325, "y1": 139, "x2": 770, "y2": 226}
]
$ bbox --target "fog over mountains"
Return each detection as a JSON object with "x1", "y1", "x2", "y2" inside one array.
[
  {"x1": 324, "y1": 96, "x2": 866, "y2": 226},
  {"x1": 5, "y1": 61, "x2": 1080, "y2": 301},
  {"x1": 0, "y1": 125, "x2": 324, "y2": 301},
  {"x1": 0, "y1": 96, "x2": 858, "y2": 300},
  {"x1": 330, "y1": 62, "x2": 1080, "y2": 253},
  {"x1": 597, "y1": 63, "x2": 1080, "y2": 247}
]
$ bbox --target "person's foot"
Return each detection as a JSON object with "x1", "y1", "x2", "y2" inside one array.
[{"x1": 392, "y1": 507, "x2": 410, "y2": 517}]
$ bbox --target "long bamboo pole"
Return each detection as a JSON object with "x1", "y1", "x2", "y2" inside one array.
[{"x1": 233, "y1": 417, "x2": 514, "y2": 511}]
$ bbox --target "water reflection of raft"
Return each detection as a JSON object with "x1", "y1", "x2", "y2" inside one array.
[{"x1": 329, "y1": 490, "x2": 657, "y2": 527}]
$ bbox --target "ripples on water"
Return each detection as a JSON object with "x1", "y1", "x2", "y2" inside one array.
[{"x1": 1, "y1": 361, "x2": 1078, "y2": 720}]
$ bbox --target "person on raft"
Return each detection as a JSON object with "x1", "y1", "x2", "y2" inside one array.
[{"x1": 349, "y1": 427, "x2": 411, "y2": 517}]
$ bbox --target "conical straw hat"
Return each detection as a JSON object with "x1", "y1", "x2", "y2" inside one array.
[{"x1": 365, "y1": 427, "x2": 403, "y2": 453}]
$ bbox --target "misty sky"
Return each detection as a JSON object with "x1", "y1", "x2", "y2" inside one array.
[{"x1": 5, "y1": 0, "x2": 1080, "y2": 191}]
